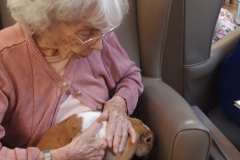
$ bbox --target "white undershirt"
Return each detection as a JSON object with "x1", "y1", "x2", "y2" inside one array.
[{"x1": 45, "y1": 55, "x2": 92, "y2": 125}]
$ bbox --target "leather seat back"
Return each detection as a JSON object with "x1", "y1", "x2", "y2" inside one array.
[
  {"x1": 0, "y1": 0, "x2": 15, "y2": 29},
  {"x1": 160, "y1": 0, "x2": 235, "y2": 112},
  {"x1": 116, "y1": 0, "x2": 172, "y2": 78}
]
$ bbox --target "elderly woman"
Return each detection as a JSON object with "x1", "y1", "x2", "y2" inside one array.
[{"x1": 0, "y1": 0, "x2": 143, "y2": 160}]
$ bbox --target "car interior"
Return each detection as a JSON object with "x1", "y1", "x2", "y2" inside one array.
[{"x1": 1, "y1": 0, "x2": 240, "y2": 159}]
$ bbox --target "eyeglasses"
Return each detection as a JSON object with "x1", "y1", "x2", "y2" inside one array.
[{"x1": 61, "y1": 21, "x2": 115, "y2": 45}]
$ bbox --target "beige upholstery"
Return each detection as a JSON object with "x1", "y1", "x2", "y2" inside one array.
[
  {"x1": 162, "y1": 0, "x2": 224, "y2": 109},
  {"x1": 0, "y1": 0, "x2": 212, "y2": 159},
  {"x1": 0, "y1": 0, "x2": 15, "y2": 29},
  {"x1": 161, "y1": 0, "x2": 240, "y2": 111},
  {"x1": 160, "y1": 0, "x2": 240, "y2": 153}
]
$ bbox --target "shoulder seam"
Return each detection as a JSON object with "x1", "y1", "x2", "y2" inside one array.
[{"x1": 0, "y1": 39, "x2": 27, "y2": 53}]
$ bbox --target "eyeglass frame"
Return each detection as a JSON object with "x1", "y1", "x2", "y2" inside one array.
[{"x1": 61, "y1": 21, "x2": 115, "y2": 45}]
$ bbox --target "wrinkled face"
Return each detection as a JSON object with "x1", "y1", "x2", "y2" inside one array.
[
  {"x1": 129, "y1": 118, "x2": 154, "y2": 157},
  {"x1": 59, "y1": 20, "x2": 106, "y2": 58}
]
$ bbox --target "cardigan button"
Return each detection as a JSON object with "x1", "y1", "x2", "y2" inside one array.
[
  {"x1": 61, "y1": 81, "x2": 69, "y2": 88},
  {"x1": 76, "y1": 90, "x2": 81, "y2": 96},
  {"x1": 96, "y1": 105, "x2": 103, "y2": 111}
]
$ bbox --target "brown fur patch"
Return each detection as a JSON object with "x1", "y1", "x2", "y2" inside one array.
[{"x1": 37, "y1": 114, "x2": 83, "y2": 150}]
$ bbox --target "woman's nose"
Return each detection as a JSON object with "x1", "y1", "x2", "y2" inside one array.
[{"x1": 89, "y1": 38, "x2": 103, "y2": 51}]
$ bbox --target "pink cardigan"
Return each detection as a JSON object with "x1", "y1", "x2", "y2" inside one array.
[{"x1": 0, "y1": 23, "x2": 143, "y2": 160}]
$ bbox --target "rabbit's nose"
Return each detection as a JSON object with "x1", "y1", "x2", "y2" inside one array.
[{"x1": 145, "y1": 136, "x2": 152, "y2": 143}]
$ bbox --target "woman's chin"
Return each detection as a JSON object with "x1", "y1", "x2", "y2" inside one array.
[
  {"x1": 72, "y1": 53, "x2": 89, "y2": 59},
  {"x1": 72, "y1": 50, "x2": 93, "y2": 59}
]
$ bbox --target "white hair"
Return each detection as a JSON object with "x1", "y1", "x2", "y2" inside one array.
[{"x1": 7, "y1": 0, "x2": 129, "y2": 34}]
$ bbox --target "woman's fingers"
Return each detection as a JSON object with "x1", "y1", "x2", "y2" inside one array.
[
  {"x1": 57, "y1": 114, "x2": 109, "y2": 160},
  {"x1": 90, "y1": 139, "x2": 107, "y2": 159},
  {"x1": 109, "y1": 117, "x2": 133, "y2": 154},
  {"x1": 106, "y1": 113, "x2": 116, "y2": 148},
  {"x1": 95, "y1": 139, "x2": 108, "y2": 151},
  {"x1": 102, "y1": 96, "x2": 134, "y2": 154},
  {"x1": 112, "y1": 120, "x2": 122, "y2": 153},
  {"x1": 57, "y1": 132, "x2": 107, "y2": 160},
  {"x1": 103, "y1": 108, "x2": 132, "y2": 153},
  {"x1": 113, "y1": 120, "x2": 136, "y2": 153},
  {"x1": 116, "y1": 121, "x2": 128, "y2": 153},
  {"x1": 128, "y1": 123, "x2": 136, "y2": 144},
  {"x1": 110, "y1": 120, "x2": 136, "y2": 154}
]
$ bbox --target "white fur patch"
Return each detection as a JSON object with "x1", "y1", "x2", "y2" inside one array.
[
  {"x1": 77, "y1": 111, "x2": 107, "y2": 139},
  {"x1": 144, "y1": 124, "x2": 151, "y2": 131}
]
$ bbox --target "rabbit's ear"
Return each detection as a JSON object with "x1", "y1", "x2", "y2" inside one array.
[{"x1": 128, "y1": 117, "x2": 144, "y2": 133}]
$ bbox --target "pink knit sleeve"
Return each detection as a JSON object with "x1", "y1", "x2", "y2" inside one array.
[
  {"x1": 0, "y1": 90, "x2": 41, "y2": 160},
  {"x1": 101, "y1": 32, "x2": 144, "y2": 114},
  {"x1": 0, "y1": 56, "x2": 41, "y2": 160}
]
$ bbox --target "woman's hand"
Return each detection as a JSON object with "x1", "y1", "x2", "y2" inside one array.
[
  {"x1": 100, "y1": 96, "x2": 136, "y2": 154},
  {"x1": 50, "y1": 119, "x2": 107, "y2": 160}
]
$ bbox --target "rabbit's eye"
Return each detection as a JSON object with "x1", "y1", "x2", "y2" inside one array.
[{"x1": 145, "y1": 137, "x2": 152, "y2": 143}]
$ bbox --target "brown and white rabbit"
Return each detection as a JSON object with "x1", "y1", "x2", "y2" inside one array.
[{"x1": 37, "y1": 111, "x2": 154, "y2": 160}]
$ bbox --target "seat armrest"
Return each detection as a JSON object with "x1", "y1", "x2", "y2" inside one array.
[
  {"x1": 138, "y1": 77, "x2": 211, "y2": 160},
  {"x1": 192, "y1": 106, "x2": 240, "y2": 159}
]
